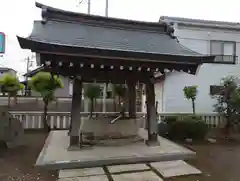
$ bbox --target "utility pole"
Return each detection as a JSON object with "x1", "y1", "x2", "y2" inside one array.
[
  {"x1": 25, "y1": 55, "x2": 34, "y2": 76},
  {"x1": 23, "y1": 55, "x2": 34, "y2": 96},
  {"x1": 105, "y1": 0, "x2": 108, "y2": 17},
  {"x1": 87, "y1": 0, "x2": 91, "y2": 14}
]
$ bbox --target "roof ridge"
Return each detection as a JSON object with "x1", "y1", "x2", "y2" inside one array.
[
  {"x1": 35, "y1": 2, "x2": 176, "y2": 37},
  {"x1": 36, "y1": 2, "x2": 165, "y2": 26}
]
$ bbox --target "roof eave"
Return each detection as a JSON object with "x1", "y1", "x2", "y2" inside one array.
[
  {"x1": 17, "y1": 36, "x2": 32, "y2": 49},
  {"x1": 16, "y1": 36, "x2": 215, "y2": 65}
]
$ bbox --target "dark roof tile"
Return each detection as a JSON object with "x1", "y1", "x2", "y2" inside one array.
[{"x1": 28, "y1": 20, "x2": 202, "y2": 57}]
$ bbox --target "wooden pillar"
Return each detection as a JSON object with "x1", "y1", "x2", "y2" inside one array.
[
  {"x1": 69, "y1": 77, "x2": 82, "y2": 147},
  {"x1": 127, "y1": 80, "x2": 136, "y2": 118},
  {"x1": 102, "y1": 84, "x2": 107, "y2": 112},
  {"x1": 145, "y1": 79, "x2": 160, "y2": 146}
]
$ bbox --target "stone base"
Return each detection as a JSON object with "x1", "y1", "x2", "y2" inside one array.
[
  {"x1": 87, "y1": 136, "x2": 143, "y2": 147},
  {"x1": 145, "y1": 133, "x2": 160, "y2": 146},
  {"x1": 145, "y1": 139, "x2": 160, "y2": 146},
  {"x1": 69, "y1": 136, "x2": 79, "y2": 146},
  {"x1": 36, "y1": 129, "x2": 195, "y2": 170},
  {"x1": 80, "y1": 118, "x2": 140, "y2": 138}
]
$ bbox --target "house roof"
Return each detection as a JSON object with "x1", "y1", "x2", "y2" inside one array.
[
  {"x1": 0, "y1": 67, "x2": 16, "y2": 73},
  {"x1": 23, "y1": 66, "x2": 45, "y2": 77},
  {"x1": 160, "y1": 16, "x2": 240, "y2": 30},
  {"x1": 17, "y1": 2, "x2": 214, "y2": 64}
]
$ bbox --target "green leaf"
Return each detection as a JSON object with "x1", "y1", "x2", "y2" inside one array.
[
  {"x1": 113, "y1": 84, "x2": 127, "y2": 98},
  {"x1": 0, "y1": 73, "x2": 24, "y2": 94},
  {"x1": 84, "y1": 84, "x2": 101, "y2": 100},
  {"x1": 212, "y1": 76, "x2": 240, "y2": 129},
  {"x1": 183, "y1": 85, "x2": 198, "y2": 100},
  {"x1": 28, "y1": 72, "x2": 63, "y2": 103}
]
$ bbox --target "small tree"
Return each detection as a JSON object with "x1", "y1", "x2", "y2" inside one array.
[
  {"x1": 28, "y1": 72, "x2": 63, "y2": 131},
  {"x1": 0, "y1": 73, "x2": 24, "y2": 107},
  {"x1": 113, "y1": 84, "x2": 127, "y2": 108},
  {"x1": 213, "y1": 76, "x2": 240, "y2": 134},
  {"x1": 84, "y1": 84, "x2": 101, "y2": 118},
  {"x1": 183, "y1": 85, "x2": 198, "y2": 114}
]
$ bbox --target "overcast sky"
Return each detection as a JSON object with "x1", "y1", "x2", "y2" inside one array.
[{"x1": 0, "y1": 0, "x2": 239, "y2": 78}]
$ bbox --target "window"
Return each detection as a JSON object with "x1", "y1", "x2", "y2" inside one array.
[
  {"x1": 210, "y1": 85, "x2": 224, "y2": 95},
  {"x1": 210, "y1": 41, "x2": 236, "y2": 63}
]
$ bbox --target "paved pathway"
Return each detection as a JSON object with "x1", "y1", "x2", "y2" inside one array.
[{"x1": 58, "y1": 160, "x2": 201, "y2": 181}]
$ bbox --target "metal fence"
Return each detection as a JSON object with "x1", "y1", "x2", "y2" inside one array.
[{"x1": 10, "y1": 111, "x2": 225, "y2": 130}]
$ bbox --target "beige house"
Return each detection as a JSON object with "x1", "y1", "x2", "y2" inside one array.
[{"x1": 0, "y1": 67, "x2": 16, "y2": 77}]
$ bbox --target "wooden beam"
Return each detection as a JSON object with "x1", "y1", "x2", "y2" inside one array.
[
  {"x1": 44, "y1": 65, "x2": 151, "y2": 83},
  {"x1": 40, "y1": 53, "x2": 199, "y2": 74}
]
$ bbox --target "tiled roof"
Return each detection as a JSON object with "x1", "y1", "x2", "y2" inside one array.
[{"x1": 17, "y1": 2, "x2": 215, "y2": 64}]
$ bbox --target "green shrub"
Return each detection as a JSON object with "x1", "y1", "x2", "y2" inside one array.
[
  {"x1": 182, "y1": 115, "x2": 202, "y2": 121},
  {"x1": 167, "y1": 119, "x2": 208, "y2": 141},
  {"x1": 163, "y1": 116, "x2": 179, "y2": 124}
]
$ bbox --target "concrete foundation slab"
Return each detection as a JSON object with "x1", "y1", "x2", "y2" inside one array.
[
  {"x1": 112, "y1": 171, "x2": 163, "y2": 181},
  {"x1": 58, "y1": 175, "x2": 109, "y2": 181},
  {"x1": 59, "y1": 167, "x2": 105, "y2": 178},
  {"x1": 36, "y1": 129, "x2": 195, "y2": 170},
  {"x1": 151, "y1": 160, "x2": 202, "y2": 178},
  {"x1": 108, "y1": 164, "x2": 149, "y2": 173}
]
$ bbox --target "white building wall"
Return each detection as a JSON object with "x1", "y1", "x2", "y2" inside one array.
[
  {"x1": 142, "y1": 83, "x2": 163, "y2": 113},
  {"x1": 160, "y1": 24, "x2": 240, "y2": 113}
]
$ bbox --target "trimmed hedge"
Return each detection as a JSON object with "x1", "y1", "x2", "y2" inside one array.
[
  {"x1": 164, "y1": 116, "x2": 178, "y2": 124},
  {"x1": 159, "y1": 115, "x2": 208, "y2": 141}
]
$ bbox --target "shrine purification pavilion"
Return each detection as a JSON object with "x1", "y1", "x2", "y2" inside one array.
[{"x1": 17, "y1": 2, "x2": 215, "y2": 148}]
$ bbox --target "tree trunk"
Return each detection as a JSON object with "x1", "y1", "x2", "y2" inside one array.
[
  {"x1": 224, "y1": 106, "x2": 232, "y2": 136},
  {"x1": 225, "y1": 119, "x2": 231, "y2": 136},
  {"x1": 7, "y1": 94, "x2": 10, "y2": 108},
  {"x1": 43, "y1": 100, "x2": 50, "y2": 132},
  {"x1": 225, "y1": 110, "x2": 232, "y2": 136},
  {"x1": 192, "y1": 99, "x2": 195, "y2": 114},
  {"x1": 90, "y1": 98, "x2": 94, "y2": 118},
  {"x1": 118, "y1": 96, "x2": 121, "y2": 111},
  {"x1": 14, "y1": 95, "x2": 17, "y2": 105},
  {"x1": 114, "y1": 97, "x2": 117, "y2": 112}
]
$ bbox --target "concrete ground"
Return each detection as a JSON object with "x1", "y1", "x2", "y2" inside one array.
[{"x1": 36, "y1": 129, "x2": 195, "y2": 170}]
